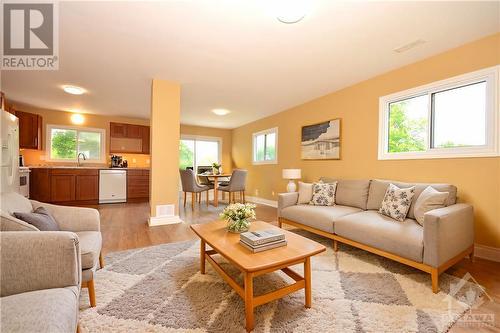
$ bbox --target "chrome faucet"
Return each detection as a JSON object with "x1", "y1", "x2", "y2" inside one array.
[{"x1": 77, "y1": 153, "x2": 87, "y2": 167}]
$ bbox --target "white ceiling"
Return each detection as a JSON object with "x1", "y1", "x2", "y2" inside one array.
[{"x1": 3, "y1": 1, "x2": 499, "y2": 129}]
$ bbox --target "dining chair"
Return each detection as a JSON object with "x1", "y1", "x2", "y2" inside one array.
[
  {"x1": 179, "y1": 169, "x2": 210, "y2": 209},
  {"x1": 218, "y1": 169, "x2": 247, "y2": 203}
]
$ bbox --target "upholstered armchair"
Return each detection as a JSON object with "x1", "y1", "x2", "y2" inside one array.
[
  {"x1": 218, "y1": 169, "x2": 247, "y2": 203},
  {"x1": 0, "y1": 192, "x2": 103, "y2": 307},
  {"x1": 0, "y1": 231, "x2": 81, "y2": 332}
]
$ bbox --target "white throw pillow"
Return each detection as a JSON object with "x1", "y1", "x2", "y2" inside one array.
[
  {"x1": 379, "y1": 183, "x2": 415, "y2": 222},
  {"x1": 309, "y1": 182, "x2": 337, "y2": 206},
  {"x1": 413, "y1": 186, "x2": 449, "y2": 226},
  {"x1": 297, "y1": 182, "x2": 314, "y2": 204}
]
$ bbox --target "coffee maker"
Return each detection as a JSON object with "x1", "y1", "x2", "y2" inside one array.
[{"x1": 110, "y1": 155, "x2": 123, "y2": 168}]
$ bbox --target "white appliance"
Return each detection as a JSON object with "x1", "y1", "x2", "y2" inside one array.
[
  {"x1": 99, "y1": 169, "x2": 127, "y2": 203},
  {"x1": 19, "y1": 167, "x2": 31, "y2": 198},
  {"x1": 1, "y1": 110, "x2": 20, "y2": 194}
]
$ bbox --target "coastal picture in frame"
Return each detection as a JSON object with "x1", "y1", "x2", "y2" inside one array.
[{"x1": 301, "y1": 119, "x2": 341, "y2": 160}]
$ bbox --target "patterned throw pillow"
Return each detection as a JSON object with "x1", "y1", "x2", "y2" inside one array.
[
  {"x1": 379, "y1": 184, "x2": 415, "y2": 222},
  {"x1": 309, "y1": 182, "x2": 337, "y2": 206}
]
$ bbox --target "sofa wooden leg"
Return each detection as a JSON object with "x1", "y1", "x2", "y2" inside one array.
[
  {"x1": 469, "y1": 246, "x2": 475, "y2": 263},
  {"x1": 99, "y1": 252, "x2": 105, "y2": 269},
  {"x1": 333, "y1": 240, "x2": 339, "y2": 252},
  {"x1": 278, "y1": 218, "x2": 282, "y2": 228},
  {"x1": 88, "y1": 279, "x2": 96, "y2": 307},
  {"x1": 431, "y1": 268, "x2": 439, "y2": 293},
  {"x1": 76, "y1": 323, "x2": 81, "y2": 333}
]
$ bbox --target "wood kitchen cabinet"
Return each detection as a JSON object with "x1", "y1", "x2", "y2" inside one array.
[
  {"x1": 30, "y1": 168, "x2": 99, "y2": 205},
  {"x1": 127, "y1": 169, "x2": 150, "y2": 201},
  {"x1": 15, "y1": 110, "x2": 42, "y2": 150},
  {"x1": 109, "y1": 122, "x2": 150, "y2": 154}
]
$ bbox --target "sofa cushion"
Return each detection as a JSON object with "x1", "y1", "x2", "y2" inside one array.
[
  {"x1": 310, "y1": 182, "x2": 337, "y2": 206},
  {"x1": 320, "y1": 178, "x2": 371, "y2": 210},
  {"x1": 13, "y1": 207, "x2": 60, "y2": 231},
  {"x1": 298, "y1": 182, "x2": 314, "y2": 204},
  {"x1": 0, "y1": 286, "x2": 78, "y2": 333},
  {"x1": 367, "y1": 179, "x2": 457, "y2": 219},
  {"x1": 379, "y1": 184, "x2": 415, "y2": 222},
  {"x1": 413, "y1": 186, "x2": 449, "y2": 226},
  {"x1": 335, "y1": 210, "x2": 424, "y2": 262},
  {"x1": 280, "y1": 204, "x2": 362, "y2": 233},
  {"x1": 0, "y1": 192, "x2": 32, "y2": 216},
  {"x1": 75, "y1": 231, "x2": 102, "y2": 270}
]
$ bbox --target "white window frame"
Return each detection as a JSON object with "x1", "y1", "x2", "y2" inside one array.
[
  {"x1": 180, "y1": 134, "x2": 222, "y2": 169},
  {"x1": 378, "y1": 66, "x2": 499, "y2": 160},
  {"x1": 252, "y1": 127, "x2": 278, "y2": 165},
  {"x1": 46, "y1": 124, "x2": 106, "y2": 163}
]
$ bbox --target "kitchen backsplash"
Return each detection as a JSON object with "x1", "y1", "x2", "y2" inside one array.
[{"x1": 21, "y1": 149, "x2": 151, "y2": 168}]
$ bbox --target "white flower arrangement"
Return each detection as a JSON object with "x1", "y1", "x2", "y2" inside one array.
[{"x1": 220, "y1": 203, "x2": 256, "y2": 233}]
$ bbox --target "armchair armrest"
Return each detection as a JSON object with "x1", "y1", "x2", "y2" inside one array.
[
  {"x1": 31, "y1": 201, "x2": 100, "y2": 232},
  {"x1": 423, "y1": 203, "x2": 474, "y2": 268},
  {"x1": 278, "y1": 192, "x2": 299, "y2": 217},
  {"x1": 0, "y1": 232, "x2": 81, "y2": 297}
]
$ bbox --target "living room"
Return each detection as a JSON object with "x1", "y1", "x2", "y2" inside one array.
[{"x1": 1, "y1": 1, "x2": 499, "y2": 332}]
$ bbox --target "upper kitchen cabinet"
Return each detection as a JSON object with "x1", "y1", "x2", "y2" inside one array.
[
  {"x1": 109, "y1": 122, "x2": 150, "y2": 154},
  {"x1": 15, "y1": 110, "x2": 42, "y2": 150}
]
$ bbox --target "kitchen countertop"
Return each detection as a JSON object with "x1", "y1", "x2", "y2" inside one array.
[{"x1": 27, "y1": 165, "x2": 150, "y2": 170}]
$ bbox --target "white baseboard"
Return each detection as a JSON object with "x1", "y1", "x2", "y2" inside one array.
[
  {"x1": 245, "y1": 196, "x2": 278, "y2": 208},
  {"x1": 474, "y1": 244, "x2": 500, "y2": 262},
  {"x1": 148, "y1": 215, "x2": 183, "y2": 226}
]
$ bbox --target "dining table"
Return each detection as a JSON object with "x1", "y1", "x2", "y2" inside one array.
[{"x1": 197, "y1": 173, "x2": 232, "y2": 207}]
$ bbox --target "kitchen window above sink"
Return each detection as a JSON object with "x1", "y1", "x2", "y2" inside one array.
[{"x1": 46, "y1": 124, "x2": 106, "y2": 163}]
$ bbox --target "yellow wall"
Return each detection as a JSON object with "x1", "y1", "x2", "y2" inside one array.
[
  {"x1": 11, "y1": 102, "x2": 151, "y2": 168},
  {"x1": 149, "y1": 79, "x2": 181, "y2": 218},
  {"x1": 232, "y1": 33, "x2": 500, "y2": 248},
  {"x1": 180, "y1": 124, "x2": 233, "y2": 172}
]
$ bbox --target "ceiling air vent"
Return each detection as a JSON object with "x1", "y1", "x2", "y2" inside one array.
[{"x1": 393, "y1": 39, "x2": 426, "y2": 53}]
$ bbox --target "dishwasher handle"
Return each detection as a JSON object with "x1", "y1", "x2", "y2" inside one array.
[{"x1": 100, "y1": 169, "x2": 127, "y2": 175}]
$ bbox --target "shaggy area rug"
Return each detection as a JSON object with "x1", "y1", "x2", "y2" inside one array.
[{"x1": 79, "y1": 230, "x2": 482, "y2": 333}]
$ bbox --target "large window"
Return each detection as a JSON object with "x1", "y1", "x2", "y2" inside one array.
[
  {"x1": 253, "y1": 127, "x2": 278, "y2": 164},
  {"x1": 179, "y1": 136, "x2": 221, "y2": 170},
  {"x1": 379, "y1": 66, "x2": 499, "y2": 160},
  {"x1": 46, "y1": 125, "x2": 105, "y2": 162}
]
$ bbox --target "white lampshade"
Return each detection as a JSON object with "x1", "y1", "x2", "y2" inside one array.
[{"x1": 282, "y1": 169, "x2": 301, "y2": 180}]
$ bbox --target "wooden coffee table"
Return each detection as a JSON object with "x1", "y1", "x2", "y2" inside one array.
[{"x1": 190, "y1": 220, "x2": 326, "y2": 332}]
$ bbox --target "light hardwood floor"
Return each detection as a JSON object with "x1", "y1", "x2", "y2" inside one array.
[{"x1": 95, "y1": 200, "x2": 499, "y2": 332}]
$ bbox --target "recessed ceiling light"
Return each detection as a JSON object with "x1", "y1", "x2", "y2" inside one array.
[
  {"x1": 274, "y1": 0, "x2": 310, "y2": 24},
  {"x1": 212, "y1": 109, "x2": 231, "y2": 116},
  {"x1": 62, "y1": 85, "x2": 86, "y2": 95}
]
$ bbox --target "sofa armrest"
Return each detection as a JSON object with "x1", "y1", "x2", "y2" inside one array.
[
  {"x1": 278, "y1": 192, "x2": 299, "y2": 217},
  {"x1": 423, "y1": 203, "x2": 474, "y2": 268},
  {"x1": 0, "y1": 232, "x2": 81, "y2": 297},
  {"x1": 31, "y1": 201, "x2": 100, "y2": 232}
]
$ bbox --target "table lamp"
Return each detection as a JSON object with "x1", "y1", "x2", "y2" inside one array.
[{"x1": 282, "y1": 169, "x2": 301, "y2": 192}]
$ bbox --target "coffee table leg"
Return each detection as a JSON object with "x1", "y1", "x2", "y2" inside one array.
[
  {"x1": 244, "y1": 272, "x2": 254, "y2": 332},
  {"x1": 304, "y1": 257, "x2": 311, "y2": 308},
  {"x1": 200, "y1": 240, "x2": 206, "y2": 274}
]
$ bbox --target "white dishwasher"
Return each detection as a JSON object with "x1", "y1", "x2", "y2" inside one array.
[{"x1": 99, "y1": 169, "x2": 127, "y2": 203}]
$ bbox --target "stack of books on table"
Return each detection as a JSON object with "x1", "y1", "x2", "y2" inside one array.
[{"x1": 239, "y1": 229, "x2": 287, "y2": 253}]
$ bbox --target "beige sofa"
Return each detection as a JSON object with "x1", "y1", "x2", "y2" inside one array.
[
  {"x1": 1, "y1": 192, "x2": 103, "y2": 307},
  {"x1": 278, "y1": 179, "x2": 474, "y2": 293},
  {"x1": 0, "y1": 231, "x2": 81, "y2": 332}
]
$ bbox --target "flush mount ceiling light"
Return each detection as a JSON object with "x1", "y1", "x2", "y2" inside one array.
[
  {"x1": 212, "y1": 108, "x2": 231, "y2": 116},
  {"x1": 62, "y1": 85, "x2": 86, "y2": 95},
  {"x1": 70, "y1": 113, "x2": 85, "y2": 125},
  {"x1": 274, "y1": 0, "x2": 310, "y2": 24}
]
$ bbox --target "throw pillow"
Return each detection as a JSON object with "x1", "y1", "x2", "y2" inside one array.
[
  {"x1": 309, "y1": 182, "x2": 337, "y2": 206},
  {"x1": 13, "y1": 207, "x2": 60, "y2": 231},
  {"x1": 413, "y1": 186, "x2": 449, "y2": 225},
  {"x1": 379, "y1": 183, "x2": 415, "y2": 222},
  {"x1": 297, "y1": 181, "x2": 313, "y2": 204}
]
